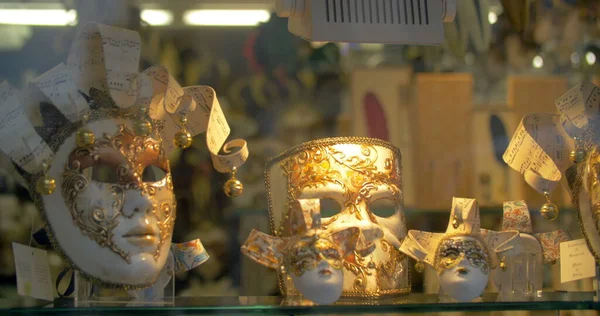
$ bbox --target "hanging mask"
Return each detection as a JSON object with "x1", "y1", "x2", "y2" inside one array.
[
  {"x1": 0, "y1": 23, "x2": 248, "y2": 288},
  {"x1": 266, "y1": 137, "x2": 409, "y2": 298}
]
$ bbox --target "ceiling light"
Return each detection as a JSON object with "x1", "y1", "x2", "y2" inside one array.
[
  {"x1": 488, "y1": 12, "x2": 498, "y2": 24},
  {"x1": 586, "y1": 52, "x2": 596, "y2": 65},
  {"x1": 532, "y1": 55, "x2": 543, "y2": 68},
  {"x1": 0, "y1": 9, "x2": 76, "y2": 26},
  {"x1": 183, "y1": 10, "x2": 270, "y2": 26},
  {"x1": 141, "y1": 9, "x2": 173, "y2": 26}
]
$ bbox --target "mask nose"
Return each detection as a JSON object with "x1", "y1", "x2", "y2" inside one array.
[
  {"x1": 343, "y1": 199, "x2": 384, "y2": 251},
  {"x1": 123, "y1": 189, "x2": 153, "y2": 217}
]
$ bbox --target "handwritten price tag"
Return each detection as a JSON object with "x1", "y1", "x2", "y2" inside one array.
[{"x1": 560, "y1": 239, "x2": 596, "y2": 283}]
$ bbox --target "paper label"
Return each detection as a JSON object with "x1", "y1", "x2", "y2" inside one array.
[
  {"x1": 560, "y1": 239, "x2": 596, "y2": 283},
  {"x1": 503, "y1": 113, "x2": 573, "y2": 194},
  {"x1": 12, "y1": 243, "x2": 54, "y2": 301}
]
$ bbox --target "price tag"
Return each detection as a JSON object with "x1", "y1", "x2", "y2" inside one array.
[
  {"x1": 560, "y1": 239, "x2": 596, "y2": 283},
  {"x1": 12, "y1": 243, "x2": 54, "y2": 301}
]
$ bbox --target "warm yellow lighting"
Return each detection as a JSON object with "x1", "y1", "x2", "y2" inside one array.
[
  {"x1": 183, "y1": 10, "x2": 270, "y2": 26},
  {"x1": 0, "y1": 9, "x2": 76, "y2": 26},
  {"x1": 532, "y1": 55, "x2": 544, "y2": 68},
  {"x1": 141, "y1": 9, "x2": 173, "y2": 26},
  {"x1": 586, "y1": 52, "x2": 596, "y2": 65},
  {"x1": 488, "y1": 12, "x2": 498, "y2": 24}
]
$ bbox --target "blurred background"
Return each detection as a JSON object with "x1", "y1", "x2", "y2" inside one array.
[{"x1": 0, "y1": 0, "x2": 599, "y2": 309}]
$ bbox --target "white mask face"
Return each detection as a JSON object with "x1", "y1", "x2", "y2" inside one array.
[
  {"x1": 435, "y1": 236, "x2": 490, "y2": 302},
  {"x1": 267, "y1": 138, "x2": 409, "y2": 297},
  {"x1": 291, "y1": 260, "x2": 344, "y2": 305},
  {"x1": 43, "y1": 119, "x2": 176, "y2": 287}
]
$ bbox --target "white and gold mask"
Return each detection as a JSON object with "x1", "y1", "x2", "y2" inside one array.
[
  {"x1": 266, "y1": 137, "x2": 409, "y2": 297},
  {"x1": 241, "y1": 200, "x2": 360, "y2": 305},
  {"x1": 400, "y1": 197, "x2": 518, "y2": 302},
  {"x1": 0, "y1": 23, "x2": 247, "y2": 288}
]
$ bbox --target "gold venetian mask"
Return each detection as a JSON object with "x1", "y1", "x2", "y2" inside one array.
[{"x1": 266, "y1": 137, "x2": 409, "y2": 297}]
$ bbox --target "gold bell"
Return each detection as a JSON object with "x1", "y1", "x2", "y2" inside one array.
[
  {"x1": 134, "y1": 120, "x2": 152, "y2": 137},
  {"x1": 500, "y1": 257, "x2": 507, "y2": 271},
  {"x1": 569, "y1": 148, "x2": 586, "y2": 164},
  {"x1": 174, "y1": 131, "x2": 193, "y2": 149},
  {"x1": 173, "y1": 115, "x2": 192, "y2": 149},
  {"x1": 76, "y1": 129, "x2": 95, "y2": 147},
  {"x1": 540, "y1": 190, "x2": 559, "y2": 220},
  {"x1": 452, "y1": 215, "x2": 459, "y2": 229},
  {"x1": 134, "y1": 107, "x2": 153, "y2": 137},
  {"x1": 224, "y1": 167, "x2": 243, "y2": 197},
  {"x1": 35, "y1": 162, "x2": 56, "y2": 195},
  {"x1": 569, "y1": 137, "x2": 586, "y2": 164},
  {"x1": 414, "y1": 261, "x2": 425, "y2": 273},
  {"x1": 76, "y1": 114, "x2": 95, "y2": 147}
]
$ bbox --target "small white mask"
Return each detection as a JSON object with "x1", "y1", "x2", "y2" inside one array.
[
  {"x1": 291, "y1": 260, "x2": 344, "y2": 305},
  {"x1": 435, "y1": 236, "x2": 490, "y2": 302}
]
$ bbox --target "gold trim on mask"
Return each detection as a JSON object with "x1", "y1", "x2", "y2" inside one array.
[
  {"x1": 25, "y1": 108, "x2": 175, "y2": 289},
  {"x1": 433, "y1": 234, "x2": 492, "y2": 275},
  {"x1": 265, "y1": 137, "x2": 410, "y2": 298},
  {"x1": 284, "y1": 234, "x2": 343, "y2": 277},
  {"x1": 62, "y1": 124, "x2": 175, "y2": 263}
]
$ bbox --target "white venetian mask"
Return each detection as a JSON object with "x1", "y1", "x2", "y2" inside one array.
[
  {"x1": 400, "y1": 197, "x2": 518, "y2": 302},
  {"x1": 241, "y1": 199, "x2": 359, "y2": 305},
  {"x1": 42, "y1": 118, "x2": 175, "y2": 287},
  {"x1": 435, "y1": 236, "x2": 490, "y2": 302},
  {"x1": 0, "y1": 23, "x2": 247, "y2": 290},
  {"x1": 266, "y1": 137, "x2": 409, "y2": 297}
]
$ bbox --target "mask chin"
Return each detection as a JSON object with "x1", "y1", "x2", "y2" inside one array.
[
  {"x1": 438, "y1": 263, "x2": 488, "y2": 302},
  {"x1": 291, "y1": 263, "x2": 344, "y2": 305}
]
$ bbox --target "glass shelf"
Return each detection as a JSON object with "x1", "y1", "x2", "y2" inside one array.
[{"x1": 5, "y1": 292, "x2": 599, "y2": 315}]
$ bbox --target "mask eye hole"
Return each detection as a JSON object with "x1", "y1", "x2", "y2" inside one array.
[
  {"x1": 142, "y1": 165, "x2": 167, "y2": 182},
  {"x1": 369, "y1": 198, "x2": 395, "y2": 218},
  {"x1": 320, "y1": 198, "x2": 342, "y2": 218},
  {"x1": 89, "y1": 164, "x2": 119, "y2": 183}
]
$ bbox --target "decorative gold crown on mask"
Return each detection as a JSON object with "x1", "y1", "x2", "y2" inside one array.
[{"x1": 0, "y1": 23, "x2": 248, "y2": 197}]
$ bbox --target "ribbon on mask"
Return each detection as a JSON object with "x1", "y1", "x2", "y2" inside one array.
[
  {"x1": 501, "y1": 200, "x2": 571, "y2": 264},
  {"x1": 503, "y1": 81, "x2": 600, "y2": 195},
  {"x1": 171, "y1": 239, "x2": 210, "y2": 273},
  {"x1": 503, "y1": 113, "x2": 574, "y2": 195},
  {"x1": 139, "y1": 67, "x2": 249, "y2": 173}
]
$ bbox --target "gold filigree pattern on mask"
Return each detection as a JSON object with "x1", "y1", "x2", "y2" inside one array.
[
  {"x1": 434, "y1": 235, "x2": 491, "y2": 275},
  {"x1": 62, "y1": 125, "x2": 176, "y2": 263},
  {"x1": 585, "y1": 148, "x2": 600, "y2": 232},
  {"x1": 285, "y1": 234, "x2": 343, "y2": 277},
  {"x1": 265, "y1": 137, "x2": 410, "y2": 298},
  {"x1": 279, "y1": 144, "x2": 400, "y2": 234},
  {"x1": 376, "y1": 239, "x2": 406, "y2": 290}
]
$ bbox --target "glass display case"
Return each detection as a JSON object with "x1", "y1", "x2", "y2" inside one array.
[{"x1": 0, "y1": 0, "x2": 600, "y2": 315}]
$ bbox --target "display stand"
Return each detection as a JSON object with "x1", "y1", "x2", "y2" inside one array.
[
  {"x1": 74, "y1": 266, "x2": 175, "y2": 307},
  {"x1": 497, "y1": 251, "x2": 543, "y2": 301}
]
